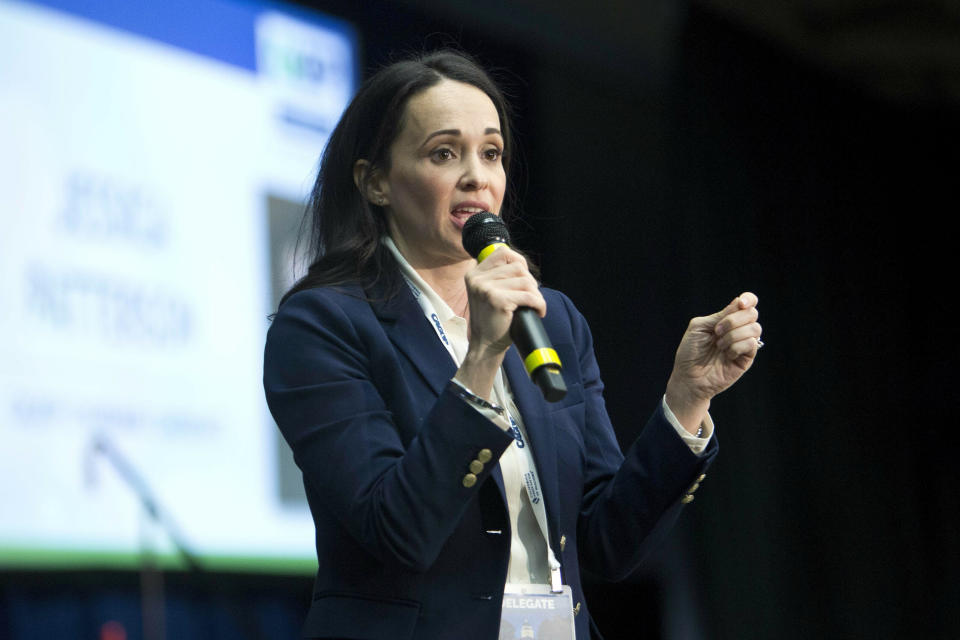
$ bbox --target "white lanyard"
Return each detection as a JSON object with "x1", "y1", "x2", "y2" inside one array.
[{"x1": 400, "y1": 272, "x2": 563, "y2": 592}]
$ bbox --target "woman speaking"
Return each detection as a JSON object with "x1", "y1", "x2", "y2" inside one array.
[{"x1": 263, "y1": 50, "x2": 762, "y2": 640}]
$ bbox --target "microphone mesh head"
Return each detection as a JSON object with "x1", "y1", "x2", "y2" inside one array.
[{"x1": 462, "y1": 212, "x2": 511, "y2": 258}]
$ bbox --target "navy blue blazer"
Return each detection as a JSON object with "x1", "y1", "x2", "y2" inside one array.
[{"x1": 263, "y1": 281, "x2": 717, "y2": 640}]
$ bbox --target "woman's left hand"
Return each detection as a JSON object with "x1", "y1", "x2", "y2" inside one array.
[{"x1": 665, "y1": 292, "x2": 762, "y2": 433}]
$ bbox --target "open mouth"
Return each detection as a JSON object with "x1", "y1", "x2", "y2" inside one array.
[{"x1": 450, "y1": 206, "x2": 489, "y2": 227}]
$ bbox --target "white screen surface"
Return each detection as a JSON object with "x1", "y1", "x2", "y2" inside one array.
[{"x1": 0, "y1": 0, "x2": 355, "y2": 572}]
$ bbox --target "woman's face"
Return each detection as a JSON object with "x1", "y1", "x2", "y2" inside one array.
[{"x1": 377, "y1": 79, "x2": 506, "y2": 268}]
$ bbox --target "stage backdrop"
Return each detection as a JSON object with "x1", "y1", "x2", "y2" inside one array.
[{"x1": 0, "y1": 0, "x2": 356, "y2": 573}]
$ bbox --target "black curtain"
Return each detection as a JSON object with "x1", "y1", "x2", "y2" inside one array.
[{"x1": 523, "y1": 6, "x2": 957, "y2": 638}]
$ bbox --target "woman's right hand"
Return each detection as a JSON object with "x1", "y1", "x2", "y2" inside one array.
[{"x1": 454, "y1": 246, "x2": 545, "y2": 399}]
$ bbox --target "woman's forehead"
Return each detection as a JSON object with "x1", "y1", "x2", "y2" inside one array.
[{"x1": 399, "y1": 79, "x2": 501, "y2": 141}]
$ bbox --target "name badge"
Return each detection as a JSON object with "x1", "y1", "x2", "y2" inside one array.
[{"x1": 500, "y1": 584, "x2": 576, "y2": 640}]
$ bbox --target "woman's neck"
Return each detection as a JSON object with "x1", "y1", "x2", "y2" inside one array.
[
  {"x1": 387, "y1": 231, "x2": 473, "y2": 317},
  {"x1": 416, "y1": 261, "x2": 471, "y2": 318}
]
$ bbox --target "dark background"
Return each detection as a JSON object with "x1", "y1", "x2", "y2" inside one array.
[{"x1": 3, "y1": 1, "x2": 957, "y2": 638}]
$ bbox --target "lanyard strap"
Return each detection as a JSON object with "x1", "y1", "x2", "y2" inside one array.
[{"x1": 399, "y1": 272, "x2": 563, "y2": 592}]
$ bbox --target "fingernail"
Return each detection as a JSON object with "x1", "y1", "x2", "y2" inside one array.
[{"x1": 739, "y1": 295, "x2": 749, "y2": 307}]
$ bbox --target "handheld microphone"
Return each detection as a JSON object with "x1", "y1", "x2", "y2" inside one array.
[{"x1": 462, "y1": 212, "x2": 567, "y2": 402}]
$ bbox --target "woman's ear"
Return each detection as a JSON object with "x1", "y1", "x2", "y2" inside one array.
[{"x1": 353, "y1": 159, "x2": 388, "y2": 207}]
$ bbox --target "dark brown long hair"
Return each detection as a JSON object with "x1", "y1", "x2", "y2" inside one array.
[{"x1": 277, "y1": 50, "x2": 523, "y2": 309}]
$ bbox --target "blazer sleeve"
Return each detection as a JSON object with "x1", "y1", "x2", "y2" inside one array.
[
  {"x1": 556, "y1": 292, "x2": 718, "y2": 581},
  {"x1": 263, "y1": 289, "x2": 514, "y2": 573}
]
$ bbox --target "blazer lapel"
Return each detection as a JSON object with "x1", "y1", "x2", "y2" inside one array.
[
  {"x1": 369, "y1": 283, "x2": 456, "y2": 398},
  {"x1": 503, "y1": 347, "x2": 561, "y2": 551},
  {"x1": 368, "y1": 280, "x2": 508, "y2": 500}
]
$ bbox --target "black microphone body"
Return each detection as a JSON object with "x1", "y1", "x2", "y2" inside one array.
[{"x1": 462, "y1": 212, "x2": 567, "y2": 402}]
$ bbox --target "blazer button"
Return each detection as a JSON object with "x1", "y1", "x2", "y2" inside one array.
[
  {"x1": 559, "y1": 534, "x2": 566, "y2": 551},
  {"x1": 697, "y1": 473, "x2": 707, "y2": 482},
  {"x1": 462, "y1": 473, "x2": 478, "y2": 488},
  {"x1": 469, "y1": 460, "x2": 484, "y2": 474},
  {"x1": 573, "y1": 602, "x2": 581, "y2": 616},
  {"x1": 681, "y1": 494, "x2": 695, "y2": 504},
  {"x1": 688, "y1": 482, "x2": 700, "y2": 493},
  {"x1": 477, "y1": 448, "x2": 493, "y2": 463}
]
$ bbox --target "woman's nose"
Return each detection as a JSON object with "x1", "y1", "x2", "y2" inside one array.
[{"x1": 458, "y1": 155, "x2": 488, "y2": 191}]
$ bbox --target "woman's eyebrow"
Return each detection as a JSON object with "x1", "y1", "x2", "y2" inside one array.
[
  {"x1": 421, "y1": 127, "x2": 502, "y2": 145},
  {"x1": 422, "y1": 129, "x2": 459, "y2": 145}
]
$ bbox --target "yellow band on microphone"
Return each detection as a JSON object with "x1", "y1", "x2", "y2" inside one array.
[
  {"x1": 524, "y1": 348, "x2": 562, "y2": 375},
  {"x1": 477, "y1": 242, "x2": 508, "y2": 263}
]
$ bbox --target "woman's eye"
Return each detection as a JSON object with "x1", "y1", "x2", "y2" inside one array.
[
  {"x1": 483, "y1": 148, "x2": 502, "y2": 161},
  {"x1": 431, "y1": 148, "x2": 454, "y2": 161}
]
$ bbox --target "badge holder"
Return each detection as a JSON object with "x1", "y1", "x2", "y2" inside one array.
[
  {"x1": 499, "y1": 479, "x2": 574, "y2": 639},
  {"x1": 500, "y1": 583, "x2": 576, "y2": 640}
]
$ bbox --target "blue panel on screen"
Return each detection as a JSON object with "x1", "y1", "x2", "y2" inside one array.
[{"x1": 21, "y1": 0, "x2": 355, "y2": 72}]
